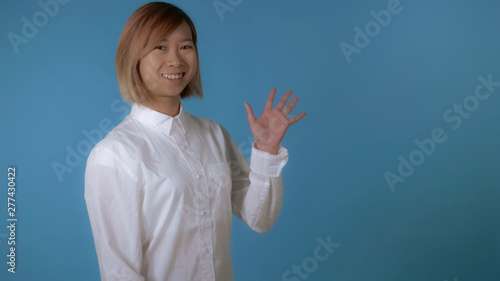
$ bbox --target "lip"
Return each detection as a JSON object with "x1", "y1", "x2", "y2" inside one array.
[{"x1": 161, "y1": 72, "x2": 186, "y2": 85}]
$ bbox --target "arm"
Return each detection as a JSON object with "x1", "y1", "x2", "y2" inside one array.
[
  {"x1": 84, "y1": 146, "x2": 145, "y2": 281},
  {"x1": 220, "y1": 125, "x2": 288, "y2": 233},
  {"x1": 227, "y1": 88, "x2": 305, "y2": 232}
]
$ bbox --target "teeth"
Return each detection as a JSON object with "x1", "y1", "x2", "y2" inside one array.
[{"x1": 162, "y1": 73, "x2": 183, "y2": 79}]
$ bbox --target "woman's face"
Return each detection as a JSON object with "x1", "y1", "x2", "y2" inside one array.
[{"x1": 139, "y1": 21, "x2": 197, "y2": 102}]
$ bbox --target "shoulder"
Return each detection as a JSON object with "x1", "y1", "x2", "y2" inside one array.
[
  {"x1": 184, "y1": 112, "x2": 229, "y2": 140},
  {"x1": 186, "y1": 112, "x2": 223, "y2": 132},
  {"x1": 87, "y1": 116, "x2": 146, "y2": 166}
]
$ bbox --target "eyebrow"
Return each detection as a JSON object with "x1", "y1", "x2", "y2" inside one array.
[{"x1": 160, "y1": 38, "x2": 193, "y2": 43}]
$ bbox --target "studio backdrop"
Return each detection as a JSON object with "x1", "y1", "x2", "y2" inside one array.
[{"x1": 1, "y1": 0, "x2": 499, "y2": 280}]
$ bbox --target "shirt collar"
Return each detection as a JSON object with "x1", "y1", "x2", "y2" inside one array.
[{"x1": 130, "y1": 102, "x2": 189, "y2": 136}]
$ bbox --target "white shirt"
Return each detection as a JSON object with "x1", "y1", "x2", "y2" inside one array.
[{"x1": 84, "y1": 102, "x2": 289, "y2": 281}]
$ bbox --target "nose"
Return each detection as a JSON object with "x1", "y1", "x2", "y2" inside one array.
[{"x1": 166, "y1": 49, "x2": 182, "y2": 67}]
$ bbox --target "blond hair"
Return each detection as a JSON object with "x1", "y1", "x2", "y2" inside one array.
[{"x1": 115, "y1": 2, "x2": 203, "y2": 103}]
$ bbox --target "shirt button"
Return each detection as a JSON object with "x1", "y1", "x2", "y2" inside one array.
[
  {"x1": 179, "y1": 145, "x2": 186, "y2": 150},
  {"x1": 203, "y1": 248, "x2": 209, "y2": 253},
  {"x1": 195, "y1": 174, "x2": 200, "y2": 180},
  {"x1": 200, "y1": 211, "x2": 206, "y2": 216}
]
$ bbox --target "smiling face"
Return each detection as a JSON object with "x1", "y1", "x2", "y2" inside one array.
[{"x1": 138, "y1": 21, "x2": 198, "y2": 106}]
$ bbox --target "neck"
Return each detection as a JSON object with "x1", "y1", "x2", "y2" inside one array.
[{"x1": 142, "y1": 96, "x2": 181, "y2": 117}]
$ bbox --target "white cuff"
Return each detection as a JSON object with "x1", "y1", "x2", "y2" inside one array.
[{"x1": 249, "y1": 141, "x2": 289, "y2": 177}]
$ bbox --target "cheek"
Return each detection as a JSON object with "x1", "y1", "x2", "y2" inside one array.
[
  {"x1": 187, "y1": 56, "x2": 198, "y2": 76},
  {"x1": 139, "y1": 58, "x2": 159, "y2": 83}
]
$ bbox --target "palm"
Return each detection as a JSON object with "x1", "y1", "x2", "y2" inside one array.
[{"x1": 244, "y1": 88, "x2": 307, "y2": 154}]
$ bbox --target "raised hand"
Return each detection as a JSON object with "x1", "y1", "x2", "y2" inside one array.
[{"x1": 244, "y1": 88, "x2": 306, "y2": 154}]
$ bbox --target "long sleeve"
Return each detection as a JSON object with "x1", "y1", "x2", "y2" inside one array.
[
  {"x1": 220, "y1": 125, "x2": 289, "y2": 233},
  {"x1": 84, "y1": 146, "x2": 145, "y2": 281}
]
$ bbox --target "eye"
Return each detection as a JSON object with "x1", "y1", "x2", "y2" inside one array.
[
  {"x1": 181, "y1": 45, "x2": 193, "y2": 50},
  {"x1": 155, "y1": 46, "x2": 166, "y2": 50}
]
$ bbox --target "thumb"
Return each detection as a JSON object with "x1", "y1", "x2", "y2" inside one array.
[{"x1": 244, "y1": 102, "x2": 257, "y2": 123}]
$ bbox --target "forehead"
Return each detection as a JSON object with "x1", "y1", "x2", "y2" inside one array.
[{"x1": 158, "y1": 22, "x2": 192, "y2": 42}]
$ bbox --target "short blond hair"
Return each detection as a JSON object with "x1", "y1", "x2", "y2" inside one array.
[{"x1": 115, "y1": 2, "x2": 203, "y2": 103}]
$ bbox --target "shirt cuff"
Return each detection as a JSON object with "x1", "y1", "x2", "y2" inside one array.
[{"x1": 249, "y1": 141, "x2": 289, "y2": 177}]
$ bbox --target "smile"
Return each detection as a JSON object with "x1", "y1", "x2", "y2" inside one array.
[{"x1": 161, "y1": 72, "x2": 185, "y2": 80}]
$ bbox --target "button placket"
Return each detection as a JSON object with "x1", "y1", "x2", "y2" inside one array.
[
  {"x1": 171, "y1": 118, "x2": 215, "y2": 279},
  {"x1": 196, "y1": 168, "x2": 214, "y2": 278},
  {"x1": 171, "y1": 119, "x2": 186, "y2": 152}
]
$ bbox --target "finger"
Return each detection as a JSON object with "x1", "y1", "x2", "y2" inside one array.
[
  {"x1": 244, "y1": 102, "x2": 257, "y2": 123},
  {"x1": 283, "y1": 96, "x2": 299, "y2": 117},
  {"x1": 276, "y1": 90, "x2": 293, "y2": 111},
  {"x1": 288, "y1": 112, "x2": 307, "y2": 126},
  {"x1": 265, "y1": 88, "x2": 277, "y2": 111}
]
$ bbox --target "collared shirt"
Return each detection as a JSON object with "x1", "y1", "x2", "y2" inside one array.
[{"x1": 84, "y1": 102, "x2": 288, "y2": 281}]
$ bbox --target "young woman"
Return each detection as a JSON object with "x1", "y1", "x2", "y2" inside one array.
[{"x1": 84, "y1": 2, "x2": 306, "y2": 281}]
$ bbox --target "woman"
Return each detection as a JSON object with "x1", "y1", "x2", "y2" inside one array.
[{"x1": 84, "y1": 2, "x2": 306, "y2": 281}]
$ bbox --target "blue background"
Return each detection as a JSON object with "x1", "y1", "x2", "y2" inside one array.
[{"x1": 1, "y1": 0, "x2": 499, "y2": 280}]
